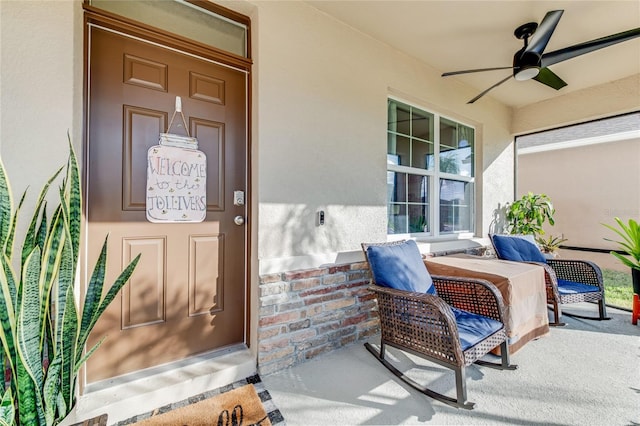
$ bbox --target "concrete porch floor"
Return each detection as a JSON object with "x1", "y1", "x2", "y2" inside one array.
[
  {"x1": 262, "y1": 303, "x2": 639, "y2": 425},
  {"x1": 62, "y1": 304, "x2": 638, "y2": 425}
]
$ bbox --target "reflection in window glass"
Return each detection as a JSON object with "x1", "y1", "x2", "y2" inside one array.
[
  {"x1": 387, "y1": 171, "x2": 406, "y2": 203},
  {"x1": 387, "y1": 98, "x2": 474, "y2": 236},
  {"x1": 439, "y1": 179, "x2": 472, "y2": 233},
  {"x1": 411, "y1": 140, "x2": 434, "y2": 169},
  {"x1": 388, "y1": 204, "x2": 407, "y2": 234},
  {"x1": 387, "y1": 171, "x2": 407, "y2": 233},
  {"x1": 388, "y1": 99, "x2": 435, "y2": 172},
  {"x1": 387, "y1": 173, "x2": 430, "y2": 234},
  {"x1": 408, "y1": 174, "x2": 429, "y2": 233},
  {"x1": 439, "y1": 118, "x2": 474, "y2": 177},
  {"x1": 90, "y1": 0, "x2": 248, "y2": 57},
  {"x1": 412, "y1": 109, "x2": 432, "y2": 141},
  {"x1": 387, "y1": 134, "x2": 410, "y2": 167}
]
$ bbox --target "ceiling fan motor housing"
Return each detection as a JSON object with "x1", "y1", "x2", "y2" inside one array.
[{"x1": 513, "y1": 48, "x2": 541, "y2": 80}]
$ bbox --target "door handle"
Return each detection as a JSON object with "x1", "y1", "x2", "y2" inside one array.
[{"x1": 234, "y1": 216, "x2": 245, "y2": 226}]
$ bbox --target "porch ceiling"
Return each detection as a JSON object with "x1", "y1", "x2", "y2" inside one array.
[{"x1": 304, "y1": 0, "x2": 640, "y2": 108}]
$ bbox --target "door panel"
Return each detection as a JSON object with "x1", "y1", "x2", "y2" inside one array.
[{"x1": 86, "y1": 26, "x2": 247, "y2": 384}]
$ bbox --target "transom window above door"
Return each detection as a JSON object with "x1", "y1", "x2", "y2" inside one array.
[{"x1": 387, "y1": 99, "x2": 475, "y2": 237}]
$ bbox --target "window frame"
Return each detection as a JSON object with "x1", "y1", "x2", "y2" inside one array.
[{"x1": 387, "y1": 96, "x2": 476, "y2": 239}]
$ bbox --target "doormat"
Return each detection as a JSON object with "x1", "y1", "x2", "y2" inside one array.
[{"x1": 117, "y1": 375, "x2": 284, "y2": 426}]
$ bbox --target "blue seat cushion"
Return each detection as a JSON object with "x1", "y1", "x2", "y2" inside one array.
[
  {"x1": 492, "y1": 234, "x2": 547, "y2": 263},
  {"x1": 366, "y1": 240, "x2": 436, "y2": 295},
  {"x1": 557, "y1": 279, "x2": 599, "y2": 295},
  {"x1": 452, "y1": 308, "x2": 503, "y2": 351}
]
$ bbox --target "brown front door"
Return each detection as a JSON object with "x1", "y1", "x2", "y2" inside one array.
[{"x1": 85, "y1": 25, "x2": 247, "y2": 384}]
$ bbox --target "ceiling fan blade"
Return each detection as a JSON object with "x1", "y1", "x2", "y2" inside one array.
[
  {"x1": 533, "y1": 67, "x2": 567, "y2": 90},
  {"x1": 467, "y1": 75, "x2": 512, "y2": 104},
  {"x1": 525, "y1": 10, "x2": 564, "y2": 57},
  {"x1": 541, "y1": 27, "x2": 640, "y2": 67},
  {"x1": 442, "y1": 66, "x2": 512, "y2": 77}
]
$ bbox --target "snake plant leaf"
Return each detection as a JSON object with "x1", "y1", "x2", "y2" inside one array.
[
  {"x1": 0, "y1": 254, "x2": 17, "y2": 383},
  {"x1": 0, "y1": 158, "x2": 13, "y2": 256},
  {"x1": 42, "y1": 355, "x2": 62, "y2": 426},
  {"x1": 41, "y1": 208, "x2": 65, "y2": 346},
  {"x1": 16, "y1": 247, "x2": 46, "y2": 426},
  {"x1": 5, "y1": 191, "x2": 26, "y2": 261},
  {"x1": 74, "y1": 337, "x2": 105, "y2": 375},
  {"x1": 77, "y1": 236, "x2": 108, "y2": 358},
  {"x1": 20, "y1": 166, "x2": 63, "y2": 267},
  {"x1": 58, "y1": 283, "x2": 79, "y2": 413},
  {"x1": 76, "y1": 238, "x2": 140, "y2": 364},
  {"x1": 0, "y1": 387, "x2": 15, "y2": 426},
  {"x1": 35, "y1": 203, "x2": 48, "y2": 256},
  {"x1": 63, "y1": 137, "x2": 82, "y2": 272},
  {"x1": 50, "y1": 233, "x2": 77, "y2": 416}
]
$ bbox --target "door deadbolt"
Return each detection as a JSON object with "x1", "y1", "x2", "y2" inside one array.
[{"x1": 233, "y1": 191, "x2": 245, "y2": 206}]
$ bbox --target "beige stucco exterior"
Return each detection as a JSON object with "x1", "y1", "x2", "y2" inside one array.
[{"x1": 518, "y1": 134, "x2": 640, "y2": 252}]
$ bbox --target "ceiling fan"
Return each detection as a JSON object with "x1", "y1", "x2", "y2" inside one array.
[{"x1": 442, "y1": 10, "x2": 640, "y2": 104}]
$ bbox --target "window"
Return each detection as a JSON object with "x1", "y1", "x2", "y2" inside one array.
[{"x1": 387, "y1": 99, "x2": 475, "y2": 236}]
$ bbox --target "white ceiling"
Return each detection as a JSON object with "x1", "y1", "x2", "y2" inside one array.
[{"x1": 304, "y1": 0, "x2": 640, "y2": 108}]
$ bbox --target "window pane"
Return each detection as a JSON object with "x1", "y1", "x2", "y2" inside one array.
[
  {"x1": 387, "y1": 172, "x2": 406, "y2": 203},
  {"x1": 409, "y1": 173, "x2": 430, "y2": 234},
  {"x1": 409, "y1": 204, "x2": 429, "y2": 233},
  {"x1": 459, "y1": 125, "x2": 475, "y2": 177},
  {"x1": 439, "y1": 119, "x2": 474, "y2": 177},
  {"x1": 90, "y1": 0, "x2": 248, "y2": 57},
  {"x1": 439, "y1": 179, "x2": 472, "y2": 233},
  {"x1": 412, "y1": 109, "x2": 433, "y2": 141},
  {"x1": 387, "y1": 134, "x2": 410, "y2": 166},
  {"x1": 411, "y1": 140, "x2": 435, "y2": 170},
  {"x1": 407, "y1": 174, "x2": 429, "y2": 203},
  {"x1": 388, "y1": 100, "x2": 411, "y2": 136},
  {"x1": 388, "y1": 204, "x2": 407, "y2": 234}
]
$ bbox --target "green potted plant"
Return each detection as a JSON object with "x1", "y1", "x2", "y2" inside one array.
[
  {"x1": 505, "y1": 192, "x2": 555, "y2": 237},
  {"x1": 535, "y1": 234, "x2": 568, "y2": 258},
  {"x1": 603, "y1": 217, "x2": 640, "y2": 295},
  {"x1": 0, "y1": 140, "x2": 140, "y2": 425}
]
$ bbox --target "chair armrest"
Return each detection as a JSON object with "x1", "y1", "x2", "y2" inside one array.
[
  {"x1": 546, "y1": 259, "x2": 604, "y2": 289},
  {"x1": 522, "y1": 261, "x2": 561, "y2": 302},
  {"x1": 431, "y1": 275, "x2": 506, "y2": 323},
  {"x1": 367, "y1": 284, "x2": 465, "y2": 365}
]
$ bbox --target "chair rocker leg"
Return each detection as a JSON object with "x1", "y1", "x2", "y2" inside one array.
[
  {"x1": 561, "y1": 300, "x2": 611, "y2": 321},
  {"x1": 364, "y1": 343, "x2": 475, "y2": 410},
  {"x1": 474, "y1": 342, "x2": 518, "y2": 370},
  {"x1": 547, "y1": 302, "x2": 567, "y2": 327}
]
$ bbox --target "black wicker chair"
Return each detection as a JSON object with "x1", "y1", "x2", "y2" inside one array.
[
  {"x1": 362, "y1": 240, "x2": 517, "y2": 410},
  {"x1": 489, "y1": 234, "x2": 609, "y2": 326}
]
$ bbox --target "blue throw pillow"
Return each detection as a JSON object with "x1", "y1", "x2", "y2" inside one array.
[
  {"x1": 492, "y1": 234, "x2": 547, "y2": 263},
  {"x1": 366, "y1": 240, "x2": 436, "y2": 294}
]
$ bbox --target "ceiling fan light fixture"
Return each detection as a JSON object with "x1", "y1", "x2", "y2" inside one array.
[{"x1": 515, "y1": 66, "x2": 540, "y2": 81}]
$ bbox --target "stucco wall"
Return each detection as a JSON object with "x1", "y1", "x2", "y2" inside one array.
[
  {"x1": 518, "y1": 136, "x2": 640, "y2": 250},
  {"x1": 251, "y1": 1, "x2": 514, "y2": 273},
  {"x1": 0, "y1": 0, "x2": 84, "y2": 238}
]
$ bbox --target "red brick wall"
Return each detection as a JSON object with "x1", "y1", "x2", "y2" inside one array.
[{"x1": 257, "y1": 262, "x2": 378, "y2": 375}]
